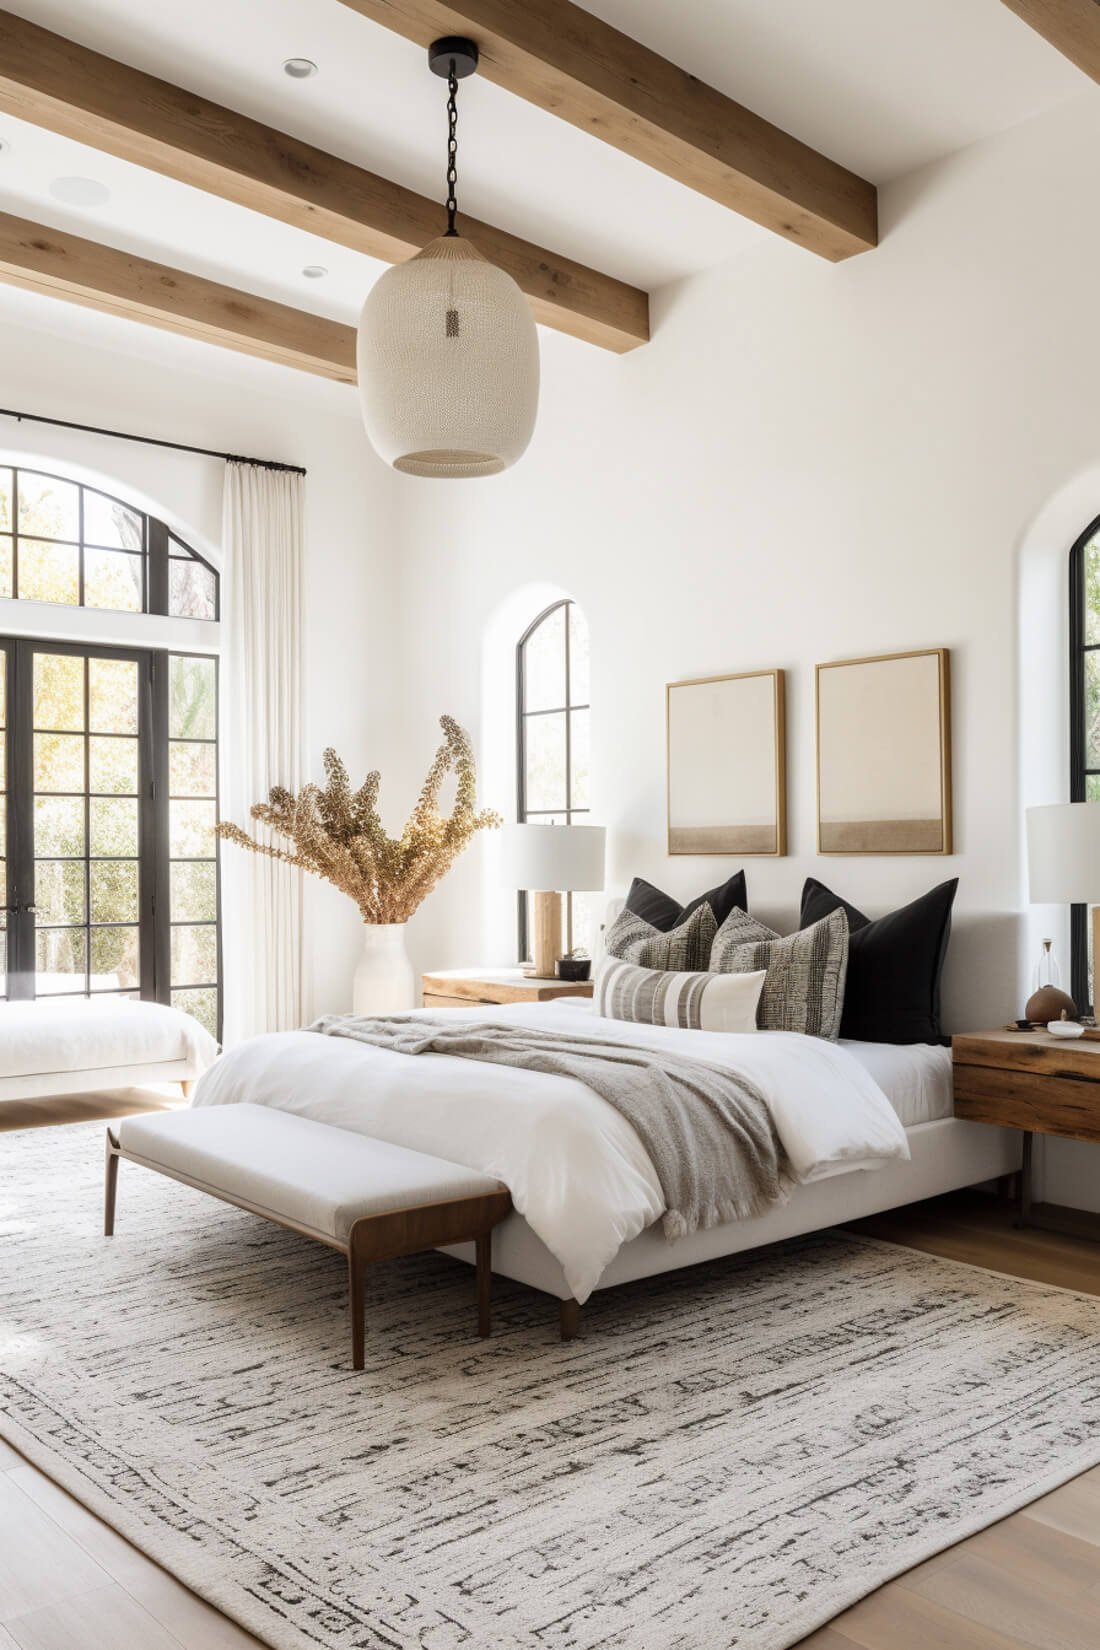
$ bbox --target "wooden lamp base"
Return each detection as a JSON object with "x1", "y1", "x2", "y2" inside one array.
[{"x1": 527, "y1": 890, "x2": 562, "y2": 979}]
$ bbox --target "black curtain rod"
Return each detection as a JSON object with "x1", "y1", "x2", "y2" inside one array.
[{"x1": 0, "y1": 407, "x2": 307, "y2": 475}]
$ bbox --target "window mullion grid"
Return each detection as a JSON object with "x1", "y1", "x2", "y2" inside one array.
[
  {"x1": 10, "y1": 469, "x2": 17, "y2": 601},
  {"x1": 0, "y1": 646, "x2": 7, "y2": 998},
  {"x1": 147, "y1": 517, "x2": 169, "y2": 617},
  {"x1": 1069, "y1": 527, "x2": 1094, "y2": 1009},
  {"x1": 147, "y1": 653, "x2": 170, "y2": 1002},
  {"x1": 8, "y1": 643, "x2": 34, "y2": 997},
  {"x1": 77, "y1": 485, "x2": 85, "y2": 610},
  {"x1": 212, "y1": 652, "x2": 223, "y2": 1040},
  {"x1": 83, "y1": 654, "x2": 90, "y2": 995},
  {"x1": 563, "y1": 601, "x2": 573, "y2": 954},
  {"x1": 515, "y1": 617, "x2": 527, "y2": 960}
]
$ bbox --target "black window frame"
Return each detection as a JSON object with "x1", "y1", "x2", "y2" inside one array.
[
  {"x1": 0, "y1": 464, "x2": 219, "y2": 620},
  {"x1": 1, "y1": 635, "x2": 222, "y2": 1039},
  {"x1": 1068, "y1": 514, "x2": 1100, "y2": 1011},
  {"x1": 515, "y1": 598, "x2": 590, "y2": 960}
]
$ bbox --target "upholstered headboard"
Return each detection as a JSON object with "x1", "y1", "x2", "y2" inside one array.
[{"x1": 938, "y1": 910, "x2": 1024, "y2": 1034}]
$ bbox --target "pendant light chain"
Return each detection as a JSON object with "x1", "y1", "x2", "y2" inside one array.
[{"x1": 445, "y1": 64, "x2": 460, "y2": 235}]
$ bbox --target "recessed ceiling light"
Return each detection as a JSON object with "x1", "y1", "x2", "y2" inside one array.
[
  {"x1": 50, "y1": 176, "x2": 111, "y2": 208},
  {"x1": 302, "y1": 264, "x2": 328, "y2": 279},
  {"x1": 283, "y1": 57, "x2": 318, "y2": 79}
]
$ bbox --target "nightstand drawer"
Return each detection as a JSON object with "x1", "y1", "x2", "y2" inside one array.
[{"x1": 954, "y1": 1062, "x2": 1100, "y2": 1144}]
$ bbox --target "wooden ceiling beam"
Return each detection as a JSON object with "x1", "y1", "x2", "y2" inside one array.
[
  {"x1": 0, "y1": 8, "x2": 648, "y2": 353},
  {"x1": 335, "y1": 0, "x2": 878, "y2": 262},
  {"x1": 0, "y1": 211, "x2": 358, "y2": 380},
  {"x1": 998, "y1": 0, "x2": 1100, "y2": 81}
]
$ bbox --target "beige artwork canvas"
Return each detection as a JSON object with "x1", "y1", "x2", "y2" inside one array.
[
  {"x1": 816, "y1": 648, "x2": 952, "y2": 855},
  {"x1": 667, "y1": 670, "x2": 786, "y2": 856}
]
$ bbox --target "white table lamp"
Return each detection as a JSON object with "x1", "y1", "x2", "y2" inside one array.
[
  {"x1": 1026, "y1": 801, "x2": 1100, "y2": 1011},
  {"x1": 499, "y1": 823, "x2": 606, "y2": 978}
]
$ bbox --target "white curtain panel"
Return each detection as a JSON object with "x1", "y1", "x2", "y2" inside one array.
[{"x1": 221, "y1": 462, "x2": 305, "y2": 1042}]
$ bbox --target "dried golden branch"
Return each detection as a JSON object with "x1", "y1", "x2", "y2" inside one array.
[{"x1": 215, "y1": 716, "x2": 501, "y2": 923}]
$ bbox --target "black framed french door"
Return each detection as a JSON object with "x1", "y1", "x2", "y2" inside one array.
[
  {"x1": 1, "y1": 636, "x2": 221, "y2": 1037},
  {"x1": 4, "y1": 637, "x2": 154, "y2": 1003}
]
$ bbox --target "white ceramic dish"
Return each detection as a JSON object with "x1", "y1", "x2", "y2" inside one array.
[{"x1": 1047, "y1": 1020, "x2": 1085, "y2": 1039}]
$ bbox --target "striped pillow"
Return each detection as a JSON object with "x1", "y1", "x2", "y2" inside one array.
[
  {"x1": 596, "y1": 957, "x2": 766, "y2": 1033},
  {"x1": 710, "y1": 907, "x2": 849, "y2": 1040}
]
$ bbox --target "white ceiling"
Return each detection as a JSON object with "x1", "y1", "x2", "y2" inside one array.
[{"x1": 0, "y1": 0, "x2": 1089, "y2": 335}]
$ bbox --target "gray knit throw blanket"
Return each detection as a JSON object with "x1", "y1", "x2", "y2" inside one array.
[{"x1": 309, "y1": 1015, "x2": 793, "y2": 1239}]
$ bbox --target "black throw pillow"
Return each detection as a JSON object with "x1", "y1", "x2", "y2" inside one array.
[
  {"x1": 799, "y1": 877, "x2": 958, "y2": 1045},
  {"x1": 625, "y1": 872, "x2": 747, "y2": 933}
]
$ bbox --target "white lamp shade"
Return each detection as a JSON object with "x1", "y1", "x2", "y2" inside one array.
[
  {"x1": 358, "y1": 236, "x2": 539, "y2": 479},
  {"x1": 1026, "y1": 802, "x2": 1100, "y2": 902},
  {"x1": 498, "y1": 824, "x2": 606, "y2": 892}
]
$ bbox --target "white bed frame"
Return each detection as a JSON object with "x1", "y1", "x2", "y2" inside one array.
[
  {"x1": 444, "y1": 1117, "x2": 1021, "y2": 1316},
  {"x1": 0, "y1": 1061, "x2": 196, "y2": 1104}
]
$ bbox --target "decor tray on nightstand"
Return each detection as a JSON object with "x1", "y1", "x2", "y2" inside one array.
[
  {"x1": 421, "y1": 969, "x2": 595, "y2": 1009},
  {"x1": 952, "y1": 1029, "x2": 1100, "y2": 1238}
]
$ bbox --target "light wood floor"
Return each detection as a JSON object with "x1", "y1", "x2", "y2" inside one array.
[{"x1": 3, "y1": 1094, "x2": 1099, "y2": 1650}]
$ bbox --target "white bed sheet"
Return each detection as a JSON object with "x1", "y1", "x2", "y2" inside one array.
[
  {"x1": 195, "y1": 1002, "x2": 909, "y2": 1303},
  {"x1": 841, "y1": 1039, "x2": 953, "y2": 1127}
]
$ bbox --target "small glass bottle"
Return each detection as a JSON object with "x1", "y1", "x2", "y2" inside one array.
[{"x1": 1032, "y1": 938, "x2": 1062, "y2": 994}]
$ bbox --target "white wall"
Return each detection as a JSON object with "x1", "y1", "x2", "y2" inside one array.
[
  {"x1": 389, "y1": 91, "x2": 1100, "y2": 1207},
  {"x1": 0, "y1": 288, "x2": 396, "y2": 1021}
]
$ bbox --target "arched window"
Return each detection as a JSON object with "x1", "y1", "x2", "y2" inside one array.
[
  {"x1": 0, "y1": 465, "x2": 217, "y2": 618},
  {"x1": 516, "y1": 599, "x2": 595, "y2": 959},
  {"x1": 0, "y1": 466, "x2": 220, "y2": 1037},
  {"x1": 1068, "y1": 514, "x2": 1100, "y2": 1009}
]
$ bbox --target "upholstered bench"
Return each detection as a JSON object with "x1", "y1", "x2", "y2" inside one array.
[{"x1": 104, "y1": 1105, "x2": 512, "y2": 1368}]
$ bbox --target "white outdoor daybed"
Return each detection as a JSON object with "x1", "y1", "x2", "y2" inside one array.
[{"x1": 0, "y1": 997, "x2": 219, "y2": 1104}]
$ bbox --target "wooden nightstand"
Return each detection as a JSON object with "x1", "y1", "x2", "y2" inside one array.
[
  {"x1": 953, "y1": 1029, "x2": 1100, "y2": 1233},
  {"x1": 421, "y1": 968, "x2": 595, "y2": 1009}
]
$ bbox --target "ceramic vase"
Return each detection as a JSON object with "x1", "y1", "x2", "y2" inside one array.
[{"x1": 352, "y1": 923, "x2": 415, "y2": 1015}]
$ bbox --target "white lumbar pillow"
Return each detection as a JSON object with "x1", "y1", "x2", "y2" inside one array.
[{"x1": 595, "y1": 957, "x2": 765, "y2": 1033}]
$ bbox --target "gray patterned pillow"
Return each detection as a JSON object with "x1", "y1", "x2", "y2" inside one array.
[
  {"x1": 710, "y1": 907, "x2": 849, "y2": 1040},
  {"x1": 604, "y1": 901, "x2": 717, "y2": 973}
]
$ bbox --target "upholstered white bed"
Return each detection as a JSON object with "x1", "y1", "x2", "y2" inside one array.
[
  {"x1": 448, "y1": 1030, "x2": 1019, "y2": 1302},
  {"x1": 193, "y1": 994, "x2": 1020, "y2": 1313},
  {"x1": 0, "y1": 998, "x2": 219, "y2": 1103}
]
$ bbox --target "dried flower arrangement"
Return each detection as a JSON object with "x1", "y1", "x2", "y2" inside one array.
[{"x1": 216, "y1": 715, "x2": 501, "y2": 924}]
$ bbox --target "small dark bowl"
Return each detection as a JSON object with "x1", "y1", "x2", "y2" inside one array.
[{"x1": 556, "y1": 957, "x2": 591, "y2": 982}]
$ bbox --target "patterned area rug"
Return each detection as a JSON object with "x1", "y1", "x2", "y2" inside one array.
[{"x1": 3, "y1": 1122, "x2": 1100, "y2": 1650}]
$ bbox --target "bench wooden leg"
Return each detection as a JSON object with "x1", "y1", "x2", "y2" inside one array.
[
  {"x1": 104, "y1": 1130, "x2": 120, "y2": 1237},
  {"x1": 180, "y1": 1080, "x2": 194, "y2": 1100},
  {"x1": 476, "y1": 1231, "x2": 492, "y2": 1337},
  {"x1": 559, "y1": 1298, "x2": 580, "y2": 1342},
  {"x1": 348, "y1": 1248, "x2": 366, "y2": 1371}
]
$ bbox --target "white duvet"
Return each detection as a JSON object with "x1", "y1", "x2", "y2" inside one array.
[{"x1": 194, "y1": 1002, "x2": 909, "y2": 1302}]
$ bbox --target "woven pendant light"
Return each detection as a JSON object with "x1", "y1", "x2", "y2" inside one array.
[{"x1": 357, "y1": 39, "x2": 539, "y2": 479}]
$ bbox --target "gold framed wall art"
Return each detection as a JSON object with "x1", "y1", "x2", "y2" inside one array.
[
  {"x1": 816, "y1": 648, "x2": 952, "y2": 855},
  {"x1": 667, "y1": 670, "x2": 787, "y2": 856}
]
